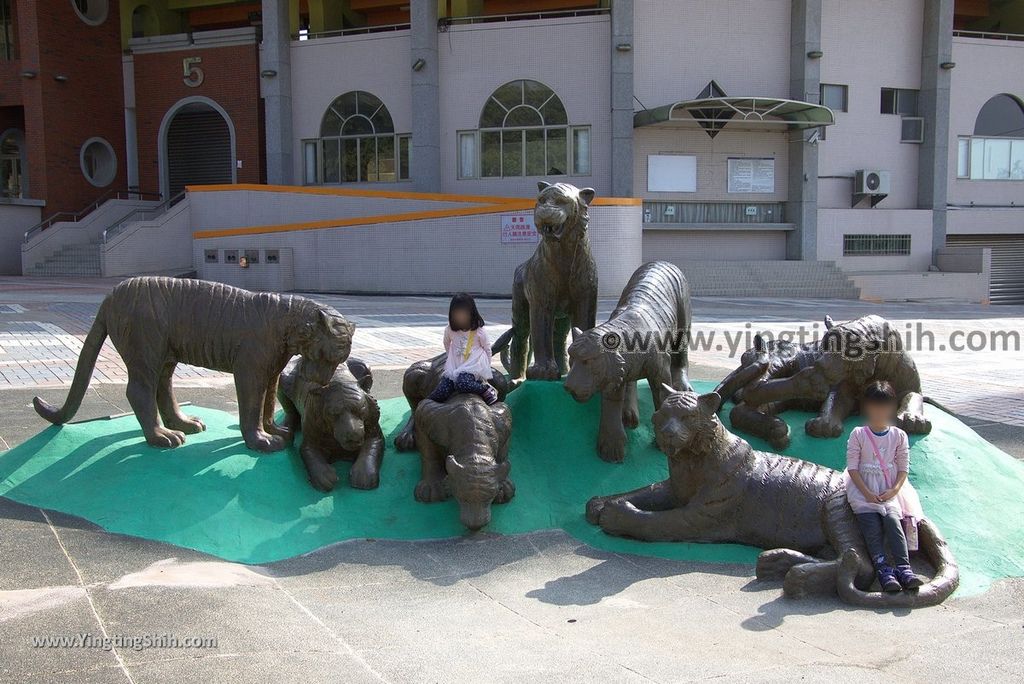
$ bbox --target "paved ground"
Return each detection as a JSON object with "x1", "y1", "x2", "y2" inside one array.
[{"x1": 1, "y1": 277, "x2": 1023, "y2": 682}]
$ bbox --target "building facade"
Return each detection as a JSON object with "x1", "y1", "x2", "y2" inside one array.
[{"x1": 2, "y1": 0, "x2": 1022, "y2": 302}]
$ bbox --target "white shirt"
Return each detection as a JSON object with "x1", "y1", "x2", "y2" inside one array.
[{"x1": 443, "y1": 325, "x2": 493, "y2": 381}]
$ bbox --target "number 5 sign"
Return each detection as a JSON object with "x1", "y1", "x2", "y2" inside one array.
[{"x1": 183, "y1": 56, "x2": 204, "y2": 88}]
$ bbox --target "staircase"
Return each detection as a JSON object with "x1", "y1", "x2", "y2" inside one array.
[
  {"x1": 25, "y1": 241, "x2": 102, "y2": 276},
  {"x1": 678, "y1": 260, "x2": 861, "y2": 299}
]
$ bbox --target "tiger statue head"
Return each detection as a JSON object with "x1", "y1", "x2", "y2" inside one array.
[
  {"x1": 564, "y1": 326, "x2": 626, "y2": 402},
  {"x1": 291, "y1": 304, "x2": 356, "y2": 385},
  {"x1": 533, "y1": 181, "x2": 595, "y2": 242},
  {"x1": 652, "y1": 389, "x2": 726, "y2": 460}
]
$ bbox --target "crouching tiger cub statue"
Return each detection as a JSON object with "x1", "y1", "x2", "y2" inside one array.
[
  {"x1": 33, "y1": 276, "x2": 354, "y2": 452},
  {"x1": 586, "y1": 388, "x2": 959, "y2": 608}
]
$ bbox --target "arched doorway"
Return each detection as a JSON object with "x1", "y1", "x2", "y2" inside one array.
[{"x1": 160, "y1": 98, "x2": 235, "y2": 197}]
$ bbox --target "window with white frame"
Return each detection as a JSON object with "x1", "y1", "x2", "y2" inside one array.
[
  {"x1": 880, "y1": 87, "x2": 919, "y2": 116},
  {"x1": 458, "y1": 79, "x2": 590, "y2": 179},
  {"x1": 958, "y1": 136, "x2": 1024, "y2": 180},
  {"x1": 303, "y1": 91, "x2": 410, "y2": 184},
  {"x1": 820, "y1": 83, "x2": 847, "y2": 112}
]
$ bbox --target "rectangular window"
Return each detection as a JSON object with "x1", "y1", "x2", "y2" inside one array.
[
  {"x1": 0, "y1": 0, "x2": 14, "y2": 61},
  {"x1": 1012, "y1": 140, "x2": 1024, "y2": 180},
  {"x1": 571, "y1": 126, "x2": 591, "y2": 175},
  {"x1": 881, "y1": 87, "x2": 919, "y2": 116},
  {"x1": 901, "y1": 117, "x2": 924, "y2": 144},
  {"x1": 983, "y1": 138, "x2": 1012, "y2": 179},
  {"x1": 223, "y1": 250, "x2": 238, "y2": 264},
  {"x1": 843, "y1": 234, "x2": 912, "y2": 256},
  {"x1": 398, "y1": 134, "x2": 411, "y2": 180},
  {"x1": 204, "y1": 249, "x2": 218, "y2": 264},
  {"x1": 458, "y1": 131, "x2": 477, "y2": 179},
  {"x1": 480, "y1": 131, "x2": 501, "y2": 177},
  {"x1": 322, "y1": 139, "x2": 340, "y2": 183},
  {"x1": 525, "y1": 129, "x2": 547, "y2": 176},
  {"x1": 546, "y1": 128, "x2": 567, "y2": 175},
  {"x1": 244, "y1": 249, "x2": 260, "y2": 265},
  {"x1": 265, "y1": 250, "x2": 280, "y2": 265},
  {"x1": 647, "y1": 154, "x2": 697, "y2": 193},
  {"x1": 501, "y1": 130, "x2": 524, "y2": 177},
  {"x1": 957, "y1": 138, "x2": 970, "y2": 178},
  {"x1": 302, "y1": 140, "x2": 318, "y2": 185},
  {"x1": 820, "y1": 84, "x2": 848, "y2": 112}
]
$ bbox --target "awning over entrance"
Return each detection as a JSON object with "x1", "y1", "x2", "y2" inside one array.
[{"x1": 634, "y1": 97, "x2": 835, "y2": 137}]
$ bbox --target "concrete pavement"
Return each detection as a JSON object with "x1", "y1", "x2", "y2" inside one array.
[{"x1": 1, "y1": 277, "x2": 1022, "y2": 682}]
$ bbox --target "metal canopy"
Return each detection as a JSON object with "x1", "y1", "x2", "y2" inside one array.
[{"x1": 634, "y1": 97, "x2": 835, "y2": 135}]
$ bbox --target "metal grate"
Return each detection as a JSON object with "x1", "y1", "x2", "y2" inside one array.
[
  {"x1": 843, "y1": 234, "x2": 911, "y2": 256},
  {"x1": 947, "y1": 234, "x2": 1024, "y2": 304}
]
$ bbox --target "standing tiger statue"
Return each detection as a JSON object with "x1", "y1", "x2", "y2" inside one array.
[
  {"x1": 563, "y1": 261, "x2": 693, "y2": 463},
  {"x1": 33, "y1": 276, "x2": 354, "y2": 452},
  {"x1": 586, "y1": 389, "x2": 959, "y2": 608},
  {"x1": 494, "y1": 181, "x2": 598, "y2": 381}
]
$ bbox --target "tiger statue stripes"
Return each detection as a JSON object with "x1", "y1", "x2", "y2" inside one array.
[
  {"x1": 563, "y1": 261, "x2": 693, "y2": 463},
  {"x1": 33, "y1": 276, "x2": 354, "y2": 452},
  {"x1": 586, "y1": 389, "x2": 959, "y2": 608}
]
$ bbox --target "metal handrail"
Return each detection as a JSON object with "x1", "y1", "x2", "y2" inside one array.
[
  {"x1": 23, "y1": 189, "x2": 162, "y2": 242},
  {"x1": 297, "y1": 22, "x2": 410, "y2": 40},
  {"x1": 953, "y1": 29, "x2": 1024, "y2": 42},
  {"x1": 102, "y1": 191, "x2": 187, "y2": 244},
  {"x1": 440, "y1": 6, "x2": 610, "y2": 27}
]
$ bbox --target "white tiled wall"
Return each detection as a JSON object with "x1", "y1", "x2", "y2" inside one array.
[
  {"x1": 817, "y1": 208, "x2": 933, "y2": 271},
  {"x1": 818, "y1": 0, "x2": 924, "y2": 210},
  {"x1": 437, "y1": 16, "x2": 612, "y2": 198}
]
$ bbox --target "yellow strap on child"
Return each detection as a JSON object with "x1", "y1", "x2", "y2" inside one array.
[{"x1": 463, "y1": 330, "x2": 475, "y2": 362}]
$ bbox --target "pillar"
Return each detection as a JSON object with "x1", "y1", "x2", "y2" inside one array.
[
  {"x1": 411, "y1": 0, "x2": 441, "y2": 192},
  {"x1": 610, "y1": 0, "x2": 634, "y2": 198},
  {"x1": 919, "y1": 0, "x2": 954, "y2": 259},
  {"x1": 786, "y1": 0, "x2": 821, "y2": 261},
  {"x1": 261, "y1": 0, "x2": 293, "y2": 185}
]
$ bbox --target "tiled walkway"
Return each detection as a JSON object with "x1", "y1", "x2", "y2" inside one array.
[{"x1": 1, "y1": 277, "x2": 1022, "y2": 427}]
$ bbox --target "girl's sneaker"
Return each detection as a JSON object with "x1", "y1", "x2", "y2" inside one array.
[
  {"x1": 875, "y1": 562, "x2": 903, "y2": 593},
  {"x1": 895, "y1": 565, "x2": 924, "y2": 589},
  {"x1": 482, "y1": 385, "x2": 499, "y2": 405}
]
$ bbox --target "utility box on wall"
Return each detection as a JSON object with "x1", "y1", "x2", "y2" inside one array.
[{"x1": 200, "y1": 248, "x2": 294, "y2": 292}]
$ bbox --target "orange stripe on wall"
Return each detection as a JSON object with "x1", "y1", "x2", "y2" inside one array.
[
  {"x1": 193, "y1": 201, "x2": 537, "y2": 239},
  {"x1": 185, "y1": 183, "x2": 643, "y2": 206}
]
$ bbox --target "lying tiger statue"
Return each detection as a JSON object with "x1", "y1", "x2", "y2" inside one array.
[
  {"x1": 278, "y1": 357, "x2": 383, "y2": 492},
  {"x1": 563, "y1": 260, "x2": 693, "y2": 463},
  {"x1": 33, "y1": 276, "x2": 354, "y2": 452},
  {"x1": 586, "y1": 388, "x2": 959, "y2": 608},
  {"x1": 495, "y1": 181, "x2": 598, "y2": 381},
  {"x1": 726, "y1": 315, "x2": 933, "y2": 446}
]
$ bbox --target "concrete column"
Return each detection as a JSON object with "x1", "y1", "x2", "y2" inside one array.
[
  {"x1": 411, "y1": 0, "x2": 441, "y2": 193},
  {"x1": 786, "y1": 0, "x2": 821, "y2": 261},
  {"x1": 919, "y1": 0, "x2": 954, "y2": 259},
  {"x1": 610, "y1": 0, "x2": 634, "y2": 198},
  {"x1": 261, "y1": 0, "x2": 293, "y2": 185}
]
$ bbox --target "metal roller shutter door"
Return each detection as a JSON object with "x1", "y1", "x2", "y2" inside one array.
[
  {"x1": 166, "y1": 108, "x2": 233, "y2": 197},
  {"x1": 946, "y1": 234, "x2": 1024, "y2": 304}
]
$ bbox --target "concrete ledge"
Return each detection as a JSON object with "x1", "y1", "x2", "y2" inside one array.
[{"x1": 850, "y1": 270, "x2": 991, "y2": 303}]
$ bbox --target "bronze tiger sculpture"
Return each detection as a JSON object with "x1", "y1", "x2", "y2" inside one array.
[
  {"x1": 587, "y1": 389, "x2": 959, "y2": 608},
  {"x1": 497, "y1": 181, "x2": 598, "y2": 381},
  {"x1": 394, "y1": 350, "x2": 515, "y2": 453},
  {"x1": 33, "y1": 276, "x2": 354, "y2": 452},
  {"x1": 413, "y1": 395, "x2": 514, "y2": 531},
  {"x1": 278, "y1": 356, "x2": 384, "y2": 492},
  {"x1": 564, "y1": 261, "x2": 693, "y2": 463},
  {"x1": 723, "y1": 315, "x2": 933, "y2": 446}
]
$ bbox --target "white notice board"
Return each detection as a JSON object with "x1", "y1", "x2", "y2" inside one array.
[
  {"x1": 647, "y1": 154, "x2": 697, "y2": 192},
  {"x1": 727, "y1": 158, "x2": 775, "y2": 193}
]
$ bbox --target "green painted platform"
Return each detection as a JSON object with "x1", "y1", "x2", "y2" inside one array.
[{"x1": 1, "y1": 380, "x2": 1022, "y2": 597}]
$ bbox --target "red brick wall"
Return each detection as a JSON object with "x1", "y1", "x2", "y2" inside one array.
[
  {"x1": 133, "y1": 42, "x2": 263, "y2": 197},
  {"x1": 19, "y1": 0, "x2": 128, "y2": 214}
]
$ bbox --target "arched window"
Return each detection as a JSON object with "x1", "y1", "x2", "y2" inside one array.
[
  {"x1": 0, "y1": 129, "x2": 25, "y2": 198},
  {"x1": 306, "y1": 91, "x2": 410, "y2": 184},
  {"x1": 958, "y1": 94, "x2": 1024, "y2": 181},
  {"x1": 458, "y1": 79, "x2": 591, "y2": 179},
  {"x1": 131, "y1": 4, "x2": 158, "y2": 38}
]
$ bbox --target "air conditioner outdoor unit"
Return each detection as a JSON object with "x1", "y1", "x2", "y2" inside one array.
[{"x1": 855, "y1": 169, "x2": 891, "y2": 195}]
